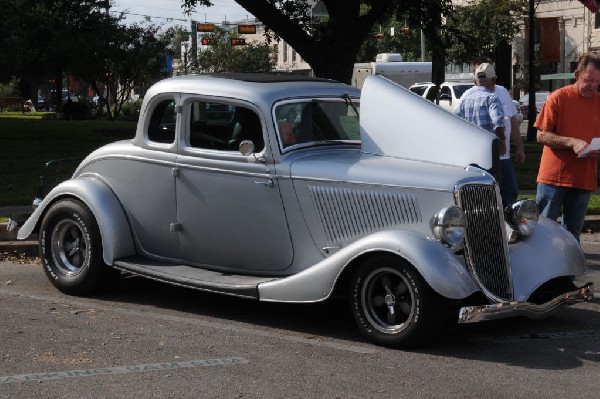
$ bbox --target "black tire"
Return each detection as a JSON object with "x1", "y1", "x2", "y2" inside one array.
[
  {"x1": 350, "y1": 254, "x2": 442, "y2": 348},
  {"x1": 39, "y1": 199, "x2": 118, "y2": 295}
]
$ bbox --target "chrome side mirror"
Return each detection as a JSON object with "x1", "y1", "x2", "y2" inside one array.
[
  {"x1": 239, "y1": 140, "x2": 266, "y2": 163},
  {"x1": 239, "y1": 140, "x2": 255, "y2": 156}
]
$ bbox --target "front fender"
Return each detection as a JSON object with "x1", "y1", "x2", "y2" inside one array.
[
  {"x1": 17, "y1": 176, "x2": 135, "y2": 265},
  {"x1": 510, "y1": 216, "x2": 587, "y2": 301},
  {"x1": 258, "y1": 230, "x2": 479, "y2": 303}
]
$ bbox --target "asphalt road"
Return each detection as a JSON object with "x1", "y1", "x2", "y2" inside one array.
[{"x1": 0, "y1": 239, "x2": 599, "y2": 398}]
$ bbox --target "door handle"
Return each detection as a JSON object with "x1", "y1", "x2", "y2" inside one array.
[{"x1": 254, "y1": 179, "x2": 274, "y2": 188}]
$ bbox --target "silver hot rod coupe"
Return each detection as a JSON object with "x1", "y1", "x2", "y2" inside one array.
[{"x1": 18, "y1": 74, "x2": 593, "y2": 348}]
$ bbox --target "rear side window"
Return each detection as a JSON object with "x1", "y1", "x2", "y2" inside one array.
[{"x1": 147, "y1": 99, "x2": 176, "y2": 143}]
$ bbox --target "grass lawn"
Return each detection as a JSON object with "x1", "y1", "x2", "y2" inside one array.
[
  {"x1": 1, "y1": 118, "x2": 599, "y2": 213},
  {"x1": 0, "y1": 119, "x2": 135, "y2": 207},
  {"x1": 0, "y1": 111, "x2": 58, "y2": 120}
]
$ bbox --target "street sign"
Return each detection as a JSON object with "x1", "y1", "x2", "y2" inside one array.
[
  {"x1": 197, "y1": 23, "x2": 216, "y2": 32},
  {"x1": 238, "y1": 24, "x2": 257, "y2": 34}
]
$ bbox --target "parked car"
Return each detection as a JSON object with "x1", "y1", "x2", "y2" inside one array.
[
  {"x1": 518, "y1": 91, "x2": 550, "y2": 119},
  {"x1": 17, "y1": 74, "x2": 593, "y2": 348},
  {"x1": 409, "y1": 81, "x2": 474, "y2": 112}
]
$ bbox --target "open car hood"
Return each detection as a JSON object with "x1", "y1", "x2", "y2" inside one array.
[{"x1": 359, "y1": 75, "x2": 496, "y2": 170}]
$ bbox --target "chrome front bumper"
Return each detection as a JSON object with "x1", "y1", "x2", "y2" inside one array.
[{"x1": 458, "y1": 282, "x2": 594, "y2": 324}]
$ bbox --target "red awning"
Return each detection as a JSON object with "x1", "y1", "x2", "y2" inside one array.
[{"x1": 579, "y1": 0, "x2": 597, "y2": 13}]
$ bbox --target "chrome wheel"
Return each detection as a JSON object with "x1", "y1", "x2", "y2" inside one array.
[
  {"x1": 361, "y1": 267, "x2": 415, "y2": 334},
  {"x1": 350, "y1": 255, "x2": 441, "y2": 348},
  {"x1": 40, "y1": 199, "x2": 118, "y2": 295},
  {"x1": 50, "y1": 218, "x2": 90, "y2": 275}
]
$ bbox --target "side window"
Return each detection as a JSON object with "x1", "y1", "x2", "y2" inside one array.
[
  {"x1": 187, "y1": 101, "x2": 264, "y2": 152},
  {"x1": 440, "y1": 86, "x2": 451, "y2": 99},
  {"x1": 425, "y1": 86, "x2": 438, "y2": 102},
  {"x1": 410, "y1": 86, "x2": 426, "y2": 96},
  {"x1": 147, "y1": 99, "x2": 176, "y2": 143}
]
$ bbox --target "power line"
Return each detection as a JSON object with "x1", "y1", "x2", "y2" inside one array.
[{"x1": 118, "y1": 10, "x2": 189, "y2": 22}]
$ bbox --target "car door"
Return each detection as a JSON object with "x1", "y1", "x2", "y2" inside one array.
[
  {"x1": 175, "y1": 98, "x2": 293, "y2": 272},
  {"x1": 110, "y1": 94, "x2": 181, "y2": 260}
]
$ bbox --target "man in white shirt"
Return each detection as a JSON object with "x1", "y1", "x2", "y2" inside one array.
[{"x1": 460, "y1": 57, "x2": 526, "y2": 207}]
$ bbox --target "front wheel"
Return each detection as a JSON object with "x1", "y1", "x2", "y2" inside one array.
[
  {"x1": 350, "y1": 255, "x2": 442, "y2": 348},
  {"x1": 39, "y1": 199, "x2": 118, "y2": 295}
]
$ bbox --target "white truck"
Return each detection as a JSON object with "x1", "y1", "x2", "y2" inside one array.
[{"x1": 351, "y1": 53, "x2": 432, "y2": 89}]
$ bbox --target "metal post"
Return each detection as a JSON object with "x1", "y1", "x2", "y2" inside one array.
[
  {"x1": 527, "y1": 0, "x2": 537, "y2": 142},
  {"x1": 421, "y1": 30, "x2": 426, "y2": 61}
]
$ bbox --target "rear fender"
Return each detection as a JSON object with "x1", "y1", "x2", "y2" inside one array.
[
  {"x1": 259, "y1": 230, "x2": 479, "y2": 303},
  {"x1": 17, "y1": 176, "x2": 135, "y2": 265}
]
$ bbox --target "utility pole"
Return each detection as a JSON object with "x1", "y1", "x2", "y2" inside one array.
[{"x1": 527, "y1": 0, "x2": 537, "y2": 142}]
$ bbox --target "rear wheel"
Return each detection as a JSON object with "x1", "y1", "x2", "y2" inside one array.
[
  {"x1": 350, "y1": 254, "x2": 442, "y2": 348},
  {"x1": 39, "y1": 199, "x2": 118, "y2": 295}
]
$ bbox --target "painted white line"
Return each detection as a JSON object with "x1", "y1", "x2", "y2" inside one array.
[
  {"x1": 0, "y1": 358, "x2": 247, "y2": 384},
  {"x1": 0, "y1": 289, "x2": 378, "y2": 355}
]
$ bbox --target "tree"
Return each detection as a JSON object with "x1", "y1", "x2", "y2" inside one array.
[
  {"x1": 357, "y1": 16, "x2": 423, "y2": 63},
  {"x1": 0, "y1": 0, "x2": 117, "y2": 102},
  {"x1": 74, "y1": 21, "x2": 170, "y2": 120},
  {"x1": 162, "y1": 26, "x2": 196, "y2": 74},
  {"x1": 0, "y1": 77, "x2": 21, "y2": 98},
  {"x1": 444, "y1": 0, "x2": 527, "y2": 65},
  {"x1": 0, "y1": 1, "x2": 172, "y2": 120},
  {"x1": 196, "y1": 28, "x2": 275, "y2": 73},
  {"x1": 182, "y1": 0, "x2": 452, "y2": 83}
]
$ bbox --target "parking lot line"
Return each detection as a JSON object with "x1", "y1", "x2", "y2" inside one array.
[{"x1": 0, "y1": 358, "x2": 248, "y2": 384}]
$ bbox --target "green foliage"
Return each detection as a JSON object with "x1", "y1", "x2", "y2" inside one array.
[
  {"x1": 182, "y1": 1, "x2": 455, "y2": 82},
  {"x1": 0, "y1": 77, "x2": 21, "y2": 97},
  {"x1": 357, "y1": 17, "x2": 423, "y2": 63},
  {"x1": 118, "y1": 99, "x2": 143, "y2": 122},
  {"x1": 444, "y1": 0, "x2": 527, "y2": 65},
  {"x1": 0, "y1": 1, "x2": 170, "y2": 120},
  {"x1": 196, "y1": 28, "x2": 275, "y2": 73}
]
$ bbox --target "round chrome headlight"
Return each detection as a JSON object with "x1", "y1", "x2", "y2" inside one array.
[
  {"x1": 507, "y1": 199, "x2": 539, "y2": 236},
  {"x1": 432, "y1": 206, "x2": 466, "y2": 246}
]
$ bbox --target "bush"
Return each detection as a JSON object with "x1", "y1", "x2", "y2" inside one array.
[
  {"x1": 118, "y1": 99, "x2": 143, "y2": 121},
  {"x1": 58, "y1": 100, "x2": 90, "y2": 120}
]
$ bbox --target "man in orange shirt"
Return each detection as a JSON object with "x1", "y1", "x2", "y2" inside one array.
[{"x1": 535, "y1": 52, "x2": 600, "y2": 240}]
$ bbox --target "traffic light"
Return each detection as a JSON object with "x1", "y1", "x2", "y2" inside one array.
[
  {"x1": 374, "y1": 33, "x2": 384, "y2": 39},
  {"x1": 200, "y1": 37, "x2": 211, "y2": 46},
  {"x1": 230, "y1": 38, "x2": 246, "y2": 46}
]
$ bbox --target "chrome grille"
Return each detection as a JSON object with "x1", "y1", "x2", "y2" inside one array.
[
  {"x1": 458, "y1": 184, "x2": 512, "y2": 301},
  {"x1": 309, "y1": 185, "x2": 421, "y2": 244}
]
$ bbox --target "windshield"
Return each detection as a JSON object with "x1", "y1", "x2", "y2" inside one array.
[
  {"x1": 453, "y1": 84, "x2": 472, "y2": 99},
  {"x1": 274, "y1": 99, "x2": 360, "y2": 149}
]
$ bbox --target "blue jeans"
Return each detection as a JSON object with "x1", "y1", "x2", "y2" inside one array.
[
  {"x1": 500, "y1": 159, "x2": 518, "y2": 207},
  {"x1": 536, "y1": 183, "x2": 591, "y2": 241}
]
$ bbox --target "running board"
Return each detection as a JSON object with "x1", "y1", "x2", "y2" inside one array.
[{"x1": 113, "y1": 256, "x2": 279, "y2": 299}]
